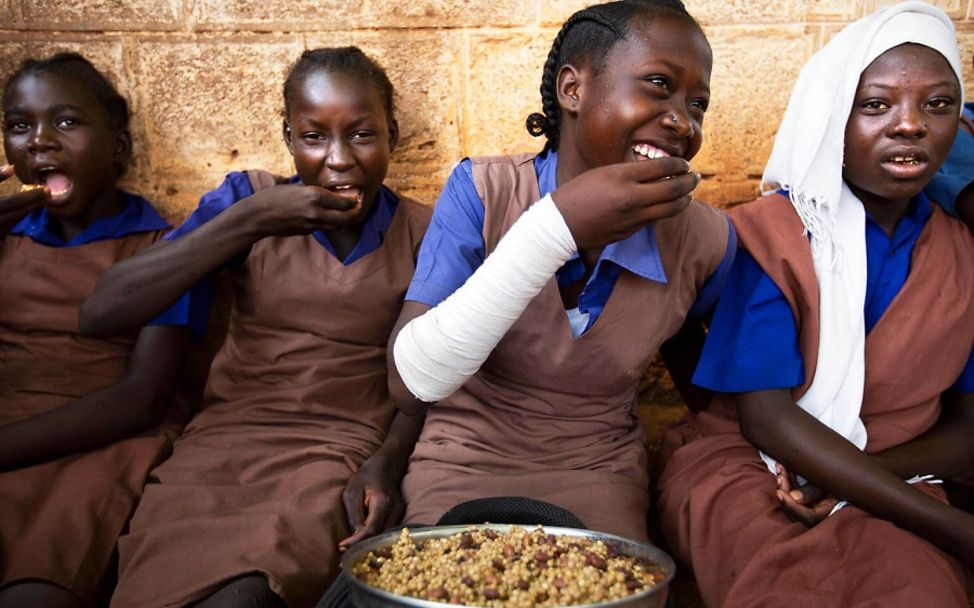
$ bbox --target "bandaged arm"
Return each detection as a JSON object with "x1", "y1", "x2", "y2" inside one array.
[{"x1": 393, "y1": 194, "x2": 576, "y2": 403}]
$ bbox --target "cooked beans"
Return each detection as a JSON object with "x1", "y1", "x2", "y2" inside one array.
[{"x1": 351, "y1": 526, "x2": 661, "y2": 606}]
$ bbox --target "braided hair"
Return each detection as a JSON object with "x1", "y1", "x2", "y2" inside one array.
[
  {"x1": 283, "y1": 46, "x2": 395, "y2": 124},
  {"x1": 526, "y1": 0, "x2": 697, "y2": 151}
]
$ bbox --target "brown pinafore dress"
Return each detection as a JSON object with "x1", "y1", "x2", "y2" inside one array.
[
  {"x1": 0, "y1": 226, "x2": 177, "y2": 602},
  {"x1": 401, "y1": 153, "x2": 729, "y2": 540},
  {"x1": 111, "y1": 171, "x2": 431, "y2": 608},
  {"x1": 658, "y1": 193, "x2": 974, "y2": 607}
]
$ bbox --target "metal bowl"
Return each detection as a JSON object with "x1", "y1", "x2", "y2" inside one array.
[{"x1": 340, "y1": 524, "x2": 675, "y2": 608}]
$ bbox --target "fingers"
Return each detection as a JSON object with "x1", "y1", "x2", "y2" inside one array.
[
  {"x1": 0, "y1": 164, "x2": 14, "y2": 183},
  {"x1": 342, "y1": 484, "x2": 367, "y2": 536},
  {"x1": 776, "y1": 489, "x2": 819, "y2": 527},
  {"x1": 339, "y1": 491, "x2": 398, "y2": 551},
  {"x1": 617, "y1": 157, "x2": 692, "y2": 183}
]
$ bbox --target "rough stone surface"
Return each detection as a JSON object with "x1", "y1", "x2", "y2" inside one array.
[
  {"x1": 192, "y1": 0, "x2": 536, "y2": 31},
  {"x1": 128, "y1": 37, "x2": 302, "y2": 218},
  {"x1": 464, "y1": 30, "x2": 555, "y2": 158},
  {"x1": 21, "y1": 0, "x2": 183, "y2": 31}
]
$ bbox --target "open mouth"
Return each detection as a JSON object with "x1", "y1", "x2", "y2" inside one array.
[
  {"x1": 327, "y1": 184, "x2": 364, "y2": 207},
  {"x1": 36, "y1": 169, "x2": 73, "y2": 204},
  {"x1": 632, "y1": 143, "x2": 672, "y2": 161},
  {"x1": 881, "y1": 152, "x2": 928, "y2": 179}
]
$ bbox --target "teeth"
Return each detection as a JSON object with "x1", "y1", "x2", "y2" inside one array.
[
  {"x1": 632, "y1": 143, "x2": 669, "y2": 160},
  {"x1": 890, "y1": 156, "x2": 919, "y2": 164},
  {"x1": 333, "y1": 184, "x2": 352, "y2": 190}
]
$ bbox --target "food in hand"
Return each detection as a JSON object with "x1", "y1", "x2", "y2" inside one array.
[{"x1": 20, "y1": 183, "x2": 43, "y2": 192}]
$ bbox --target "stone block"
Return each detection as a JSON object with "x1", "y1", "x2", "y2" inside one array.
[
  {"x1": 863, "y1": 0, "x2": 966, "y2": 18},
  {"x1": 540, "y1": 0, "x2": 806, "y2": 26},
  {"x1": 805, "y1": 0, "x2": 860, "y2": 22},
  {"x1": 128, "y1": 36, "x2": 303, "y2": 218},
  {"x1": 464, "y1": 30, "x2": 556, "y2": 159},
  {"x1": 193, "y1": 0, "x2": 535, "y2": 31},
  {"x1": 21, "y1": 0, "x2": 183, "y2": 31},
  {"x1": 689, "y1": 0, "x2": 806, "y2": 25},
  {"x1": 692, "y1": 26, "x2": 815, "y2": 191}
]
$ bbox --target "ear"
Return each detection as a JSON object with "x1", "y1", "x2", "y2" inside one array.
[
  {"x1": 556, "y1": 63, "x2": 583, "y2": 116},
  {"x1": 388, "y1": 118, "x2": 399, "y2": 153},
  {"x1": 113, "y1": 129, "x2": 132, "y2": 173},
  {"x1": 283, "y1": 119, "x2": 294, "y2": 156}
]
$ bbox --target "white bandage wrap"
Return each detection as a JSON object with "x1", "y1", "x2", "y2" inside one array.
[{"x1": 394, "y1": 194, "x2": 577, "y2": 402}]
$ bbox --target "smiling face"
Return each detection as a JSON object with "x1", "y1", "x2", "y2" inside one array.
[
  {"x1": 843, "y1": 43, "x2": 960, "y2": 213},
  {"x1": 3, "y1": 72, "x2": 127, "y2": 222},
  {"x1": 284, "y1": 69, "x2": 397, "y2": 217},
  {"x1": 558, "y1": 13, "x2": 712, "y2": 180}
]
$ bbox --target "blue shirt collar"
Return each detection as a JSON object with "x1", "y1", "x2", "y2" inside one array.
[
  {"x1": 301, "y1": 175, "x2": 399, "y2": 265},
  {"x1": 533, "y1": 150, "x2": 667, "y2": 284},
  {"x1": 10, "y1": 190, "x2": 170, "y2": 247}
]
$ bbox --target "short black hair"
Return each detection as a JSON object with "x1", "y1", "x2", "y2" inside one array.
[
  {"x1": 525, "y1": 0, "x2": 699, "y2": 151},
  {"x1": 3, "y1": 52, "x2": 130, "y2": 133},
  {"x1": 283, "y1": 46, "x2": 395, "y2": 123}
]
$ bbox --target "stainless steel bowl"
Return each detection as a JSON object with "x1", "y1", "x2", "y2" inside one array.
[{"x1": 340, "y1": 524, "x2": 675, "y2": 608}]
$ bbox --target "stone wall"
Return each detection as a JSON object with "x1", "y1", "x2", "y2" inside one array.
[{"x1": 2, "y1": 0, "x2": 972, "y2": 220}]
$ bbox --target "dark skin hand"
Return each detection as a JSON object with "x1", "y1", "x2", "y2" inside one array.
[
  {"x1": 0, "y1": 163, "x2": 48, "y2": 237},
  {"x1": 79, "y1": 183, "x2": 363, "y2": 337},
  {"x1": 339, "y1": 408, "x2": 426, "y2": 550},
  {"x1": 738, "y1": 389, "x2": 974, "y2": 570},
  {"x1": 0, "y1": 325, "x2": 189, "y2": 470},
  {"x1": 552, "y1": 157, "x2": 699, "y2": 251}
]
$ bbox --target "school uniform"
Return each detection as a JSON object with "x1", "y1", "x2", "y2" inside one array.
[
  {"x1": 657, "y1": 192, "x2": 974, "y2": 607},
  {"x1": 0, "y1": 193, "x2": 198, "y2": 603},
  {"x1": 401, "y1": 151, "x2": 734, "y2": 540},
  {"x1": 110, "y1": 171, "x2": 431, "y2": 608}
]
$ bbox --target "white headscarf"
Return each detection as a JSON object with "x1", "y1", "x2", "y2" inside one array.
[{"x1": 759, "y1": 1, "x2": 964, "y2": 474}]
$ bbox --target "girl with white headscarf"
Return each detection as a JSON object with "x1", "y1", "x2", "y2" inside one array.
[{"x1": 657, "y1": 2, "x2": 974, "y2": 605}]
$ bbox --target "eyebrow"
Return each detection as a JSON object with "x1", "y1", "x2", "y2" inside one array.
[
  {"x1": 861, "y1": 80, "x2": 959, "y2": 90},
  {"x1": 3, "y1": 103, "x2": 85, "y2": 115},
  {"x1": 298, "y1": 115, "x2": 375, "y2": 129}
]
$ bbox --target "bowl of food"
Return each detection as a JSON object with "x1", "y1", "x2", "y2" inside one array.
[{"x1": 342, "y1": 524, "x2": 675, "y2": 607}]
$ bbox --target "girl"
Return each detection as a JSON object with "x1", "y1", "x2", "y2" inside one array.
[
  {"x1": 0, "y1": 53, "x2": 195, "y2": 608},
  {"x1": 657, "y1": 3, "x2": 974, "y2": 606},
  {"x1": 388, "y1": 0, "x2": 734, "y2": 541},
  {"x1": 81, "y1": 47, "x2": 431, "y2": 608}
]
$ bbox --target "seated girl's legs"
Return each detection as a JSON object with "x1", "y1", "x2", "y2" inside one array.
[
  {"x1": 190, "y1": 575, "x2": 285, "y2": 608},
  {"x1": 0, "y1": 581, "x2": 85, "y2": 608}
]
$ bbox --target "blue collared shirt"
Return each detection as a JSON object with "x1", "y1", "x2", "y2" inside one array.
[
  {"x1": 10, "y1": 190, "x2": 205, "y2": 332},
  {"x1": 165, "y1": 171, "x2": 401, "y2": 266},
  {"x1": 693, "y1": 191, "x2": 974, "y2": 393},
  {"x1": 11, "y1": 190, "x2": 170, "y2": 246},
  {"x1": 924, "y1": 102, "x2": 974, "y2": 217},
  {"x1": 405, "y1": 151, "x2": 735, "y2": 334}
]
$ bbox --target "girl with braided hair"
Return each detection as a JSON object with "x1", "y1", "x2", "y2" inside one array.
[{"x1": 390, "y1": 0, "x2": 734, "y2": 540}]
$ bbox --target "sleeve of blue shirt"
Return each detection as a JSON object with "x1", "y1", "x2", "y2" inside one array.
[
  {"x1": 686, "y1": 216, "x2": 737, "y2": 320},
  {"x1": 691, "y1": 249, "x2": 805, "y2": 393},
  {"x1": 147, "y1": 172, "x2": 257, "y2": 336},
  {"x1": 405, "y1": 160, "x2": 488, "y2": 307},
  {"x1": 924, "y1": 105, "x2": 974, "y2": 217}
]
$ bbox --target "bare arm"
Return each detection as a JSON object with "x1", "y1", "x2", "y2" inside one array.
[
  {"x1": 869, "y1": 391, "x2": 974, "y2": 479},
  {"x1": 0, "y1": 325, "x2": 190, "y2": 470},
  {"x1": 339, "y1": 408, "x2": 427, "y2": 549},
  {"x1": 0, "y1": 164, "x2": 47, "y2": 237},
  {"x1": 80, "y1": 184, "x2": 363, "y2": 337},
  {"x1": 659, "y1": 319, "x2": 713, "y2": 413},
  {"x1": 738, "y1": 389, "x2": 974, "y2": 569}
]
